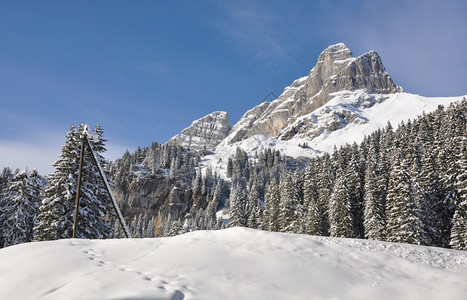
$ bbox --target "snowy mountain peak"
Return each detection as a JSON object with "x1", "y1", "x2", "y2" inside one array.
[
  {"x1": 313, "y1": 42, "x2": 353, "y2": 72},
  {"x1": 168, "y1": 111, "x2": 231, "y2": 151},
  {"x1": 221, "y1": 43, "x2": 400, "y2": 145},
  {"x1": 165, "y1": 43, "x2": 463, "y2": 180},
  {"x1": 196, "y1": 44, "x2": 464, "y2": 178},
  {"x1": 319, "y1": 42, "x2": 352, "y2": 57}
]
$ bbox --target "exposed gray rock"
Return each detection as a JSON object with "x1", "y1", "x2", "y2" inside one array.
[
  {"x1": 114, "y1": 168, "x2": 193, "y2": 235},
  {"x1": 224, "y1": 43, "x2": 401, "y2": 143},
  {"x1": 169, "y1": 111, "x2": 231, "y2": 150},
  {"x1": 226, "y1": 102, "x2": 270, "y2": 144}
]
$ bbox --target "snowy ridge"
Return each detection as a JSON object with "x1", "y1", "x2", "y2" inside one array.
[
  {"x1": 166, "y1": 43, "x2": 464, "y2": 177},
  {"x1": 1, "y1": 228, "x2": 466, "y2": 299},
  {"x1": 203, "y1": 91, "x2": 465, "y2": 178},
  {"x1": 221, "y1": 43, "x2": 400, "y2": 145},
  {"x1": 168, "y1": 111, "x2": 231, "y2": 151}
]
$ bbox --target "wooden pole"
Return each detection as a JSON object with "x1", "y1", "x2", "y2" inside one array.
[
  {"x1": 72, "y1": 132, "x2": 87, "y2": 238},
  {"x1": 84, "y1": 136, "x2": 132, "y2": 238}
]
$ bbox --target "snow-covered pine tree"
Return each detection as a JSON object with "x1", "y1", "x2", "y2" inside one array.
[
  {"x1": 303, "y1": 163, "x2": 324, "y2": 235},
  {"x1": 385, "y1": 146, "x2": 428, "y2": 245},
  {"x1": 419, "y1": 148, "x2": 445, "y2": 246},
  {"x1": 35, "y1": 123, "x2": 113, "y2": 241},
  {"x1": 346, "y1": 143, "x2": 364, "y2": 237},
  {"x1": 262, "y1": 180, "x2": 280, "y2": 232},
  {"x1": 204, "y1": 196, "x2": 217, "y2": 230},
  {"x1": 316, "y1": 153, "x2": 333, "y2": 235},
  {"x1": 450, "y1": 134, "x2": 467, "y2": 250},
  {"x1": 329, "y1": 167, "x2": 352, "y2": 238},
  {"x1": 80, "y1": 123, "x2": 114, "y2": 238},
  {"x1": 192, "y1": 167, "x2": 202, "y2": 197},
  {"x1": 229, "y1": 182, "x2": 246, "y2": 227},
  {"x1": 34, "y1": 124, "x2": 79, "y2": 240},
  {"x1": 363, "y1": 144, "x2": 386, "y2": 240},
  {"x1": 246, "y1": 183, "x2": 261, "y2": 229},
  {"x1": 278, "y1": 173, "x2": 302, "y2": 233},
  {"x1": 1, "y1": 170, "x2": 43, "y2": 247}
]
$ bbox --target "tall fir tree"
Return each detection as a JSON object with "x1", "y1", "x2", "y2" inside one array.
[
  {"x1": 316, "y1": 154, "x2": 333, "y2": 235},
  {"x1": 262, "y1": 180, "x2": 280, "y2": 232},
  {"x1": 385, "y1": 148, "x2": 428, "y2": 245},
  {"x1": 304, "y1": 164, "x2": 324, "y2": 235},
  {"x1": 278, "y1": 174, "x2": 300, "y2": 233},
  {"x1": 35, "y1": 123, "x2": 113, "y2": 241},
  {"x1": 229, "y1": 182, "x2": 247, "y2": 227},
  {"x1": 346, "y1": 143, "x2": 364, "y2": 237},
  {"x1": 363, "y1": 143, "x2": 386, "y2": 240},
  {"x1": 329, "y1": 168, "x2": 352, "y2": 238},
  {"x1": 1, "y1": 170, "x2": 43, "y2": 247},
  {"x1": 450, "y1": 134, "x2": 467, "y2": 250}
]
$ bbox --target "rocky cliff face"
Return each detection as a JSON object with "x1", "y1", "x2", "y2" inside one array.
[
  {"x1": 114, "y1": 166, "x2": 193, "y2": 234},
  {"x1": 225, "y1": 43, "x2": 401, "y2": 143},
  {"x1": 169, "y1": 111, "x2": 231, "y2": 150}
]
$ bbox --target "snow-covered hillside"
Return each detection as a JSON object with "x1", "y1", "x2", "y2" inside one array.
[
  {"x1": 165, "y1": 43, "x2": 465, "y2": 177},
  {"x1": 202, "y1": 91, "x2": 465, "y2": 177},
  {"x1": 1, "y1": 228, "x2": 466, "y2": 300}
]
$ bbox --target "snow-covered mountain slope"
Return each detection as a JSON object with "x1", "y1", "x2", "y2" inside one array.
[
  {"x1": 203, "y1": 91, "x2": 465, "y2": 177},
  {"x1": 168, "y1": 111, "x2": 231, "y2": 151},
  {"x1": 1, "y1": 228, "x2": 466, "y2": 300},
  {"x1": 224, "y1": 43, "x2": 401, "y2": 144},
  {"x1": 192, "y1": 44, "x2": 465, "y2": 176},
  {"x1": 166, "y1": 43, "x2": 465, "y2": 177}
]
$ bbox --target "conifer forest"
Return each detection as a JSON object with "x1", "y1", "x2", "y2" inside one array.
[{"x1": 0, "y1": 100, "x2": 466, "y2": 251}]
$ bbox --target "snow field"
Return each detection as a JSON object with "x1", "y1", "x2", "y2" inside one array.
[{"x1": 1, "y1": 227, "x2": 466, "y2": 299}]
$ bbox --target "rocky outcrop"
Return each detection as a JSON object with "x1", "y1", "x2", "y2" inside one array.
[
  {"x1": 224, "y1": 43, "x2": 401, "y2": 143},
  {"x1": 114, "y1": 168, "x2": 193, "y2": 232},
  {"x1": 169, "y1": 111, "x2": 231, "y2": 150},
  {"x1": 225, "y1": 102, "x2": 270, "y2": 144}
]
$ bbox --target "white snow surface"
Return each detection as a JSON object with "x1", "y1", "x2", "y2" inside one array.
[
  {"x1": 1, "y1": 228, "x2": 466, "y2": 300},
  {"x1": 202, "y1": 91, "x2": 465, "y2": 178}
]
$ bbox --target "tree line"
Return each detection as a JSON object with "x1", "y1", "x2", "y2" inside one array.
[
  {"x1": 0, "y1": 100, "x2": 465, "y2": 251},
  {"x1": 225, "y1": 100, "x2": 466, "y2": 250}
]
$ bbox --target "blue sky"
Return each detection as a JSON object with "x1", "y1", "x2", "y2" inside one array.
[{"x1": 1, "y1": 0, "x2": 466, "y2": 174}]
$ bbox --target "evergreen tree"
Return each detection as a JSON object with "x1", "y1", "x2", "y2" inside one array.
[
  {"x1": 278, "y1": 174, "x2": 293, "y2": 232},
  {"x1": 226, "y1": 158, "x2": 233, "y2": 178},
  {"x1": 278, "y1": 174, "x2": 302, "y2": 233},
  {"x1": 229, "y1": 183, "x2": 246, "y2": 227},
  {"x1": 329, "y1": 168, "x2": 352, "y2": 238},
  {"x1": 450, "y1": 134, "x2": 467, "y2": 250},
  {"x1": 346, "y1": 143, "x2": 364, "y2": 237},
  {"x1": 35, "y1": 123, "x2": 113, "y2": 240},
  {"x1": 385, "y1": 149, "x2": 428, "y2": 245},
  {"x1": 363, "y1": 149, "x2": 386, "y2": 240},
  {"x1": 419, "y1": 149, "x2": 444, "y2": 246},
  {"x1": 192, "y1": 167, "x2": 203, "y2": 197},
  {"x1": 246, "y1": 184, "x2": 261, "y2": 229},
  {"x1": 262, "y1": 180, "x2": 280, "y2": 232},
  {"x1": 316, "y1": 154, "x2": 333, "y2": 235},
  {"x1": 303, "y1": 164, "x2": 324, "y2": 235},
  {"x1": 1, "y1": 170, "x2": 43, "y2": 247}
]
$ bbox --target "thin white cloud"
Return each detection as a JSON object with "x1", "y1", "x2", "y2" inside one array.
[
  {"x1": 0, "y1": 132, "x2": 139, "y2": 176},
  {"x1": 0, "y1": 139, "x2": 62, "y2": 175}
]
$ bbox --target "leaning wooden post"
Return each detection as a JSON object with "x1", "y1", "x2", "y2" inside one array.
[
  {"x1": 84, "y1": 135, "x2": 132, "y2": 238},
  {"x1": 72, "y1": 131, "x2": 87, "y2": 238}
]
